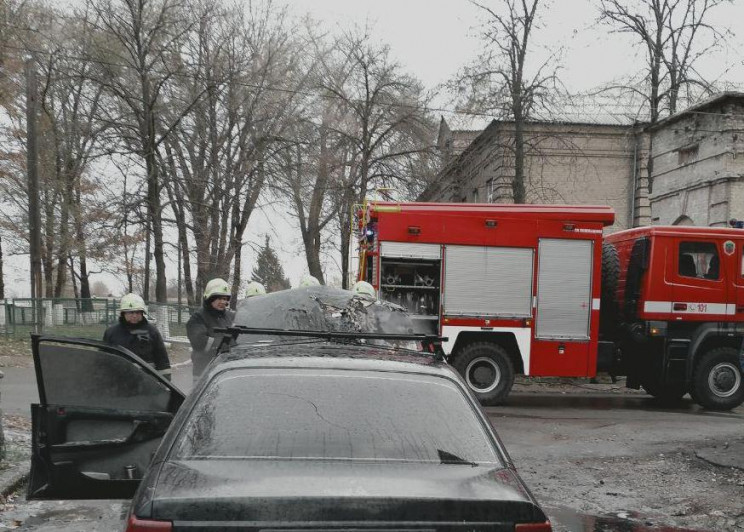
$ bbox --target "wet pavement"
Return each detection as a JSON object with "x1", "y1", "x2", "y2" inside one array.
[{"x1": 547, "y1": 506, "x2": 718, "y2": 531}]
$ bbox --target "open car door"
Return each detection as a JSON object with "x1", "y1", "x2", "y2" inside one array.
[{"x1": 28, "y1": 335, "x2": 185, "y2": 499}]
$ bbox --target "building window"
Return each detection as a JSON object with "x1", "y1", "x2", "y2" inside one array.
[
  {"x1": 472, "y1": 188, "x2": 479, "y2": 203},
  {"x1": 486, "y1": 179, "x2": 494, "y2": 203},
  {"x1": 678, "y1": 144, "x2": 699, "y2": 165},
  {"x1": 679, "y1": 241, "x2": 719, "y2": 280}
]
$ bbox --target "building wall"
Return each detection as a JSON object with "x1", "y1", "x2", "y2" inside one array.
[
  {"x1": 650, "y1": 97, "x2": 744, "y2": 226},
  {"x1": 427, "y1": 121, "x2": 647, "y2": 231}
]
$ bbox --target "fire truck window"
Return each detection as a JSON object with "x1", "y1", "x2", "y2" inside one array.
[
  {"x1": 678, "y1": 242, "x2": 719, "y2": 280},
  {"x1": 741, "y1": 246, "x2": 744, "y2": 277}
]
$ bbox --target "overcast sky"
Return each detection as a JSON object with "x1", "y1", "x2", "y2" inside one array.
[{"x1": 291, "y1": 0, "x2": 744, "y2": 92}]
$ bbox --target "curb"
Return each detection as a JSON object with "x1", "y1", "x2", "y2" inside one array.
[{"x1": 0, "y1": 462, "x2": 29, "y2": 499}]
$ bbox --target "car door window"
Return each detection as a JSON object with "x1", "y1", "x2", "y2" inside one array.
[
  {"x1": 38, "y1": 342, "x2": 172, "y2": 411},
  {"x1": 679, "y1": 241, "x2": 719, "y2": 280}
]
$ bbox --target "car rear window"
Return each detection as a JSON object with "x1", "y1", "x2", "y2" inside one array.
[{"x1": 171, "y1": 369, "x2": 502, "y2": 465}]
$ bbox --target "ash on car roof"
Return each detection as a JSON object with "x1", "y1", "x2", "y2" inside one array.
[{"x1": 214, "y1": 326, "x2": 448, "y2": 361}]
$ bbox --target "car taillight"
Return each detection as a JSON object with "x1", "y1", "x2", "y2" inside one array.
[
  {"x1": 126, "y1": 515, "x2": 173, "y2": 531},
  {"x1": 515, "y1": 522, "x2": 552, "y2": 532}
]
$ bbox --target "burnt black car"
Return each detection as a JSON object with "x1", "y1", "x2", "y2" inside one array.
[{"x1": 28, "y1": 287, "x2": 552, "y2": 532}]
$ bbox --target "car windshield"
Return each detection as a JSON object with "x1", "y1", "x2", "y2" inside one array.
[
  {"x1": 170, "y1": 368, "x2": 501, "y2": 465},
  {"x1": 232, "y1": 286, "x2": 421, "y2": 346}
]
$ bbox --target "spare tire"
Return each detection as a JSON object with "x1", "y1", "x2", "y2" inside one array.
[{"x1": 600, "y1": 241, "x2": 620, "y2": 332}]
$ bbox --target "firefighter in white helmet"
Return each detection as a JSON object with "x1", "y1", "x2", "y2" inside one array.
[
  {"x1": 186, "y1": 278, "x2": 235, "y2": 380},
  {"x1": 245, "y1": 281, "x2": 266, "y2": 297},
  {"x1": 299, "y1": 274, "x2": 321, "y2": 287},
  {"x1": 103, "y1": 293, "x2": 172, "y2": 380},
  {"x1": 352, "y1": 280, "x2": 376, "y2": 300}
]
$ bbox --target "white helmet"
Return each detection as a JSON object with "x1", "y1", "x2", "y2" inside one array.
[
  {"x1": 299, "y1": 274, "x2": 320, "y2": 287},
  {"x1": 204, "y1": 278, "x2": 231, "y2": 300},
  {"x1": 245, "y1": 281, "x2": 266, "y2": 297},
  {"x1": 352, "y1": 280, "x2": 375, "y2": 299},
  {"x1": 120, "y1": 293, "x2": 146, "y2": 313}
]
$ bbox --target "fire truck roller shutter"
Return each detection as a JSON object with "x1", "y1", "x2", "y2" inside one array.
[
  {"x1": 444, "y1": 246, "x2": 534, "y2": 317},
  {"x1": 536, "y1": 239, "x2": 593, "y2": 340},
  {"x1": 380, "y1": 242, "x2": 441, "y2": 260}
]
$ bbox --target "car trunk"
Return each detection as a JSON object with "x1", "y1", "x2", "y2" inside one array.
[{"x1": 149, "y1": 459, "x2": 545, "y2": 530}]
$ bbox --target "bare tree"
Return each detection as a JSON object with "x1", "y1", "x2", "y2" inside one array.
[
  {"x1": 160, "y1": 1, "x2": 306, "y2": 301},
  {"x1": 598, "y1": 0, "x2": 732, "y2": 191},
  {"x1": 314, "y1": 30, "x2": 435, "y2": 286},
  {"x1": 454, "y1": 0, "x2": 558, "y2": 203},
  {"x1": 85, "y1": 0, "x2": 199, "y2": 302},
  {"x1": 36, "y1": 14, "x2": 107, "y2": 298}
]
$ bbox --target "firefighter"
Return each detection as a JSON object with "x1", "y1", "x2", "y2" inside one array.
[
  {"x1": 299, "y1": 274, "x2": 321, "y2": 287},
  {"x1": 187, "y1": 278, "x2": 236, "y2": 381},
  {"x1": 352, "y1": 280, "x2": 376, "y2": 300},
  {"x1": 103, "y1": 293, "x2": 172, "y2": 380},
  {"x1": 245, "y1": 281, "x2": 266, "y2": 297}
]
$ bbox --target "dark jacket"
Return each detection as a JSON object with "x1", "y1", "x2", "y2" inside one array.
[
  {"x1": 186, "y1": 302, "x2": 236, "y2": 378},
  {"x1": 103, "y1": 317, "x2": 171, "y2": 377}
]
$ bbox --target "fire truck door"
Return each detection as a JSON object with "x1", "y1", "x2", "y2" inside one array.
[
  {"x1": 669, "y1": 239, "x2": 729, "y2": 318},
  {"x1": 533, "y1": 239, "x2": 593, "y2": 376}
]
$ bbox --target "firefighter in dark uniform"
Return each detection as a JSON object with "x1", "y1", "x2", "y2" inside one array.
[
  {"x1": 187, "y1": 278, "x2": 236, "y2": 381},
  {"x1": 103, "y1": 293, "x2": 172, "y2": 380}
]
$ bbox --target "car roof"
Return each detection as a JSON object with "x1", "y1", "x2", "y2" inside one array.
[{"x1": 210, "y1": 341, "x2": 453, "y2": 379}]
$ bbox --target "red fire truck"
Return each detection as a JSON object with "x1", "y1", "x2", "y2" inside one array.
[{"x1": 356, "y1": 202, "x2": 744, "y2": 410}]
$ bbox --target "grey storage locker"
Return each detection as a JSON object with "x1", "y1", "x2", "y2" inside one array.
[
  {"x1": 536, "y1": 239, "x2": 593, "y2": 339},
  {"x1": 444, "y1": 245, "x2": 533, "y2": 317}
]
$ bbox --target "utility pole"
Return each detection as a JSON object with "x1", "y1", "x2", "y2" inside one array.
[{"x1": 26, "y1": 56, "x2": 43, "y2": 332}]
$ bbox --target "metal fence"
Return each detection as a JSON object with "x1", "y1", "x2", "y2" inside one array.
[{"x1": 0, "y1": 298, "x2": 196, "y2": 343}]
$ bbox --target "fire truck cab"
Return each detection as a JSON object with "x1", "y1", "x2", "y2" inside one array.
[
  {"x1": 356, "y1": 202, "x2": 615, "y2": 405},
  {"x1": 606, "y1": 226, "x2": 744, "y2": 410}
]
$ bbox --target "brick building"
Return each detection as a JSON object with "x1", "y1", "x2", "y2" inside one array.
[
  {"x1": 648, "y1": 92, "x2": 744, "y2": 227},
  {"x1": 422, "y1": 117, "x2": 651, "y2": 231}
]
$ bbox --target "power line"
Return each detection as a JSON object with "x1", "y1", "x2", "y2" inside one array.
[{"x1": 1, "y1": 36, "x2": 744, "y2": 124}]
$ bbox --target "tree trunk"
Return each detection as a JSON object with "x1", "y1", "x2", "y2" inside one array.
[
  {"x1": 146, "y1": 145, "x2": 167, "y2": 302},
  {"x1": 180, "y1": 231, "x2": 195, "y2": 306},
  {"x1": 512, "y1": 98, "x2": 526, "y2": 203},
  {"x1": 143, "y1": 217, "x2": 151, "y2": 301},
  {"x1": 43, "y1": 192, "x2": 55, "y2": 297},
  {"x1": 54, "y1": 178, "x2": 74, "y2": 298},
  {"x1": 230, "y1": 236, "x2": 242, "y2": 309},
  {"x1": 68, "y1": 255, "x2": 79, "y2": 301}
]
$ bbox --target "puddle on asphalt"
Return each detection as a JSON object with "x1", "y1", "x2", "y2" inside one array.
[{"x1": 547, "y1": 506, "x2": 715, "y2": 532}]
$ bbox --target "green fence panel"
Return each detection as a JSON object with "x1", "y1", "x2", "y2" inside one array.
[{"x1": 0, "y1": 298, "x2": 197, "y2": 342}]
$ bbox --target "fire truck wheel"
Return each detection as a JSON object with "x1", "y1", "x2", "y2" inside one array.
[
  {"x1": 453, "y1": 343, "x2": 515, "y2": 406},
  {"x1": 690, "y1": 347, "x2": 744, "y2": 411}
]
